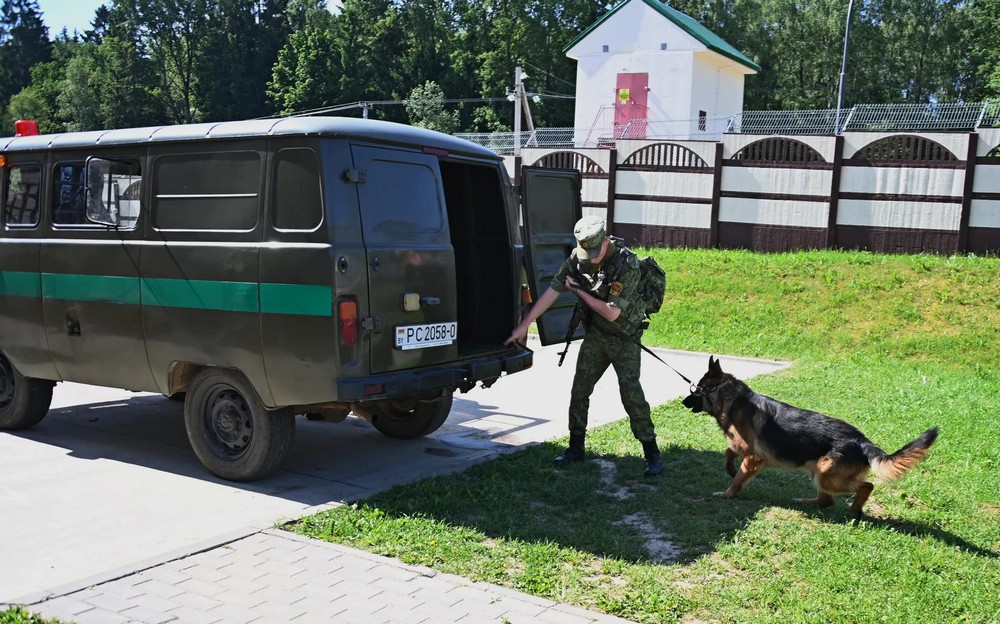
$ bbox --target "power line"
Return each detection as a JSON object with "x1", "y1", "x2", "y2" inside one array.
[
  {"x1": 266, "y1": 93, "x2": 575, "y2": 119},
  {"x1": 523, "y1": 62, "x2": 576, "y2": 89}
]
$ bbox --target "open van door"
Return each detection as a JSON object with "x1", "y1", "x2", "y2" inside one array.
[{"x1": 520, "y1": 166, "x2": 583, "y2": 346}]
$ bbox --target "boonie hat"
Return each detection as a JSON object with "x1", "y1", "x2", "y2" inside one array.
[{"x1": 573, "y1": 215, "x2": 607, "y2": 261}]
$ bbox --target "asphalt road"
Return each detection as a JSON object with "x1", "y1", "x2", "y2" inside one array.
[{"x1": 0, "y1": 340, "x2": 787, "y2": 604}]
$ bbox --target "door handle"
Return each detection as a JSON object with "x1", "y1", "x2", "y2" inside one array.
[{"x1": 66, "y1": 310, "x2": 81, "y2": 336}]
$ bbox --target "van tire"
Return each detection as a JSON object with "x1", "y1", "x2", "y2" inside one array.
[
  {"x1": 370, "y1": 391, "x2": 453, "y2": 439},
  {"x1": 0, "y1": 354, "x2": 54, "y2": 430},
  {"x1": 184, "y1": 368, "x2": 295, "y2": 481}
]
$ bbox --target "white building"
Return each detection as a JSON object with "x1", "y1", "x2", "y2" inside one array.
[{"x1": 564, "y1": 0, "x2": 759, "y2": 143}]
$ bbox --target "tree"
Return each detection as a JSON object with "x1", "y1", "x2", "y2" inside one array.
[
  {"x1": 970, "y1": 0, "x2": 1000, "y2": 99},
  {"x1": 4, "y1": 37, "x2": 82, "y2": 133},
  {"x1": 0, "y1": 0, "x2": 51, "y2": 108},
  {"x1": 329, "y1": 0, "x2": 407, "y2": 120},
  {"x1": 285, "y1": 0, "x2": 334, "y2": 31},
  {"x1": 455, "y1": 0, "x2": 606, "y2": 130},
  {"x1": 94, "y1": 1, "x2": 166, "y2": 128},
  {"x1": 268, "y1": 25, "x2": 342, "y2": 114},
  {"x1": 874, "y1": 0, "x2": 973, "y2": 102},
  {"x1": 57, "y1": 51, "x2": 102, "y2": 131},
  {"x1": 196, "y1": 0, "x2": 292, "y2": 121},
  {"x1": 132, "y1": 0, "x2": 211, "y2": 124},
  {"x1": 405, "y1": 80, "x2": 459, "y2": 132}
]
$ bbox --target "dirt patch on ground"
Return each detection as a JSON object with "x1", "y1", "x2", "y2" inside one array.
[
  {"x1": 615, "y1": 511, "x2": 682, "y2": 564},
  {"x1": 594, "y1": 458, "x2": 632, "y2": 500},
  {"x1": 594, "y1": 458, "x2": 682, "y2": 563}
]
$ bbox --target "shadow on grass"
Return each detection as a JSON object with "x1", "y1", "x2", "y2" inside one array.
[{"x1": 294, "y1": 439, "x2": 997, "y2": 566}]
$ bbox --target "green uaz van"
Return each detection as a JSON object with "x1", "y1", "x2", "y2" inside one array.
[{"x1": 0, "y1": 117, "x2": 582, "y2": 481}]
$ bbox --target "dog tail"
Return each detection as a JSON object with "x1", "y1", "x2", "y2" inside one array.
[{"x1": 866, "y1": 427, "x2": 939, "y2": 482}]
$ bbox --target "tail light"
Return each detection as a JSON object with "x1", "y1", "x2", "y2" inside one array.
[{"x1": 338, "y1": 300, "x2": 358, "y2": 345}]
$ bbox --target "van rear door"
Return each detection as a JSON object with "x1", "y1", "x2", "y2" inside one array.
[
  {"x1": 350, "y1": 145, "x2": 458, "y2": 374},
  {"x1": 520, "y1": 166, "x2": 583, "y2": 346}
]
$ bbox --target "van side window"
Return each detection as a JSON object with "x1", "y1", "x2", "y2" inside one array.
[
  {"x1": 273, "y1": 148, "x2": 321, "y2": 231},
  {"x1": 153, "y1": 152, "x2": 261, "y2": 231},
  {"x1": 3, "y1": 163, "x2": 41, "y2": 227},
  {"x1": 52, "y1": 162, "x2": 90, "y2": 226},
  {"x1": 85, "y1": 157, "x2": 142, "y2": 230}
]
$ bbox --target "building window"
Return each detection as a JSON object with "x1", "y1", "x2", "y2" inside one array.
[
  {"x1": 602, "y1": 45, "x2": 609, "y2": 53},
  {"x1": 660, "y1": 43, "x2": 668, "y2": 51},
  {"x1": 699, "y1": 110, "x2": 707, "y2": 132}
]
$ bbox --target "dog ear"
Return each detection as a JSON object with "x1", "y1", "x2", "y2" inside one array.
[{"x1": 709, "y1": 356, "x2": 722, "y2": 374}]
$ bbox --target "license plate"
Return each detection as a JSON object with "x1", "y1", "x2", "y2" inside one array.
[{"x1": 395, "y1": 322, "x2": 458, "y2": 350}]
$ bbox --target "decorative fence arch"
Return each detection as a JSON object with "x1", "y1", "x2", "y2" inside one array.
[
  {"x1": 530, "y1": 151, "x2": 605, "y2": 175},
  {"x1": 850, "y1": 135, "x2": 957, "y2": 162},
  {"x1": 732, "y1": 137, "x2": 826, "y2": 163},
  {"x1": 620, "y1": 142, "x2": 710, "y2": 170}
]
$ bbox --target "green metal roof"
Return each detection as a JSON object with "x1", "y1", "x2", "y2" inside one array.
[{"x1": 563, "y1": 0, "x2": 760, "y2": 73}]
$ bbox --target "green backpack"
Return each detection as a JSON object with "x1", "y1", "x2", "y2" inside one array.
[{"x1": 636, "y1": 256, "x2": 666, "y2": 319}]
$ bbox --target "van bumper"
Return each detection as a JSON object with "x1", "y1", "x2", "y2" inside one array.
[{"x1": 336, "y1": 348, "x2": 533, "y2": 401}]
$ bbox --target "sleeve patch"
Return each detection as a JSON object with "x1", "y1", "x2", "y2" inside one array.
[{"x1": 610, "y1": 282, "x2": 623, "y2": 297}]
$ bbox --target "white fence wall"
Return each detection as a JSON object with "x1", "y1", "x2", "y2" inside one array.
[{"x1": 511, "y1": 129, "x2": 999, "y2": 254}]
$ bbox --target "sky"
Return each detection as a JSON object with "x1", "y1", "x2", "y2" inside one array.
[{"x1": 34, "y1": 0, "x2": 343, "y2": 39}]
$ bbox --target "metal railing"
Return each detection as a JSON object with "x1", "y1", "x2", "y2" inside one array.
[{"x1": 454, "y1": 101, "x2": 1000, "y2": 154}]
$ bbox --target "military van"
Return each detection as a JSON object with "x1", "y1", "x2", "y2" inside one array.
[{"x1": 0, "y1": 117, "x2": 582, "y2": 481}]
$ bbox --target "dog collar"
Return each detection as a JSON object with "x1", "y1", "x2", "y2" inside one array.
[{"x1": 690, "y1": 384, "x2": 718, "y2": 397}]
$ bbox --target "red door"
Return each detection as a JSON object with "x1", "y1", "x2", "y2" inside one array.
[{"x1": 614, "y1": 73, "x2": 649, "y2": 139}]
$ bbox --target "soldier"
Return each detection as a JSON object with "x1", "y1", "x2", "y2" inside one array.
[{"x1": 505, "y1": 216, "x2": 662, "y2": 477}]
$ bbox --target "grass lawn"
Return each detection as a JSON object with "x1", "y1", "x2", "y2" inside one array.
[{"x1": 288, "y1": 249, "x2": 999, "y2": 624}]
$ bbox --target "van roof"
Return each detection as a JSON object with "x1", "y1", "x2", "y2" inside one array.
[{"x1": 0, "y1": 116, "x2": 499, "y2": 159}]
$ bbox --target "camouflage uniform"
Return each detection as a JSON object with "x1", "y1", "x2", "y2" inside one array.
[{"x1": 550, "y1": 241, "x2": 656, "y2": 443}]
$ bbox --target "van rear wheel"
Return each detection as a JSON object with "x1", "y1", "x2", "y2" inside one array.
[
  {"x1": 370, "y1": 392, "x2": 453, "y2": 439},
  {"x1": 0, "y1": 354, "x2": 54, "y2": 430},
  {"x1": 184, "y1": 368, "x2": 295, "y2": 481}
]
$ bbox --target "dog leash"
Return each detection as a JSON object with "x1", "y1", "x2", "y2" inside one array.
[{"x1": 625, "y1": 331, "x2": 695, "y2": 385}]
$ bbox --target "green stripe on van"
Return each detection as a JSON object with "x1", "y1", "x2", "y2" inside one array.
[
  {"x1": 141, "y1": 277, "x2": 259, "y2": 313},
  {"x1": 42, "y1": 273, "x2": 141, "y2": 305},
  {"x1": 1, "y1": 271, "x2": 333, "y2": 316},
  {"x1": 0, "y1": 271, "x2": 42, "y2": 298},
  {"x1": 260, "y1": 283, "x2": 332, "y2": 316}
]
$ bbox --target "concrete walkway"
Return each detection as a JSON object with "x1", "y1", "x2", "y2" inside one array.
[
  {"x1": 32, "y1": 530, "x2": 633, "y2": 624},
  {"x1": 5, "y1": 341, "x2": 787, "y2": 623}
]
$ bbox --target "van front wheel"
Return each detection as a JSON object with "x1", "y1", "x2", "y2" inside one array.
[
  {"x1": 184, "y1": 368, "x2": 295, "y2": 481},
  {"x1": 0, "y1": 354, "x2": 54, "y2": 430},
  {"x1": 369, "y1": 391, "x2": 453, "y2": 439}
]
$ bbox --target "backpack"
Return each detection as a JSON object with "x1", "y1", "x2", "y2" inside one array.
[{"x1": 636, "y1": 255, "x2": 666, "y2": 318}]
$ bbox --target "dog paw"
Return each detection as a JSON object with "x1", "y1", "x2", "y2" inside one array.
[{"x1": 713, "y1": 491, "x2": 733, "y2": 498}]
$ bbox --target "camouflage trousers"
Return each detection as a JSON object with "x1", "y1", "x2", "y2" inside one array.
[{"x1": 567, "y1": 328, "x2": 655, "y2": 442}]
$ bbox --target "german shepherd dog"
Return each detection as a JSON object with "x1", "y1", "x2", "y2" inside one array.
[{"x1": 682, "y1": 357, "x2": 938, "y2": 517}]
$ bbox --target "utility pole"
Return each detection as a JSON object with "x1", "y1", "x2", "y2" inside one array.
[
  {"x1": 512, "y1": 66, "x2": 538, "y2": 155},
  {"x1": 513, "y1": 66, "x2": 525, "y2": 156},
  {"x1": 834, "y1": 0, "x2": 855, "y2": 134}
]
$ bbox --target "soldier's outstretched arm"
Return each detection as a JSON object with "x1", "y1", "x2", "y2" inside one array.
[{"x1": 505, "y1": 287, "x2": 560, "y2": 346}]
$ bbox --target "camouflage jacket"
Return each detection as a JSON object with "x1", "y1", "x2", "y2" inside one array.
[{"x1": 550, "y1": 241, "x2": 645, "y2": 337}]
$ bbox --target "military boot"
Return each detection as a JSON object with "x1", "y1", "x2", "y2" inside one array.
[
  {"x1": 642, "y1": 440, "x2": 662, "y2": 477},
  {"x1": 553, "y1": 433, "x2": 586, "y2": 466}
]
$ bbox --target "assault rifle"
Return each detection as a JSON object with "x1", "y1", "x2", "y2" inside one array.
[
  {"x1": 557, "y1": 300, "x2": 585, "y2": 367},
  {"x1": 556, "y1": 259, "x2": 591, "y2": 367}
]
